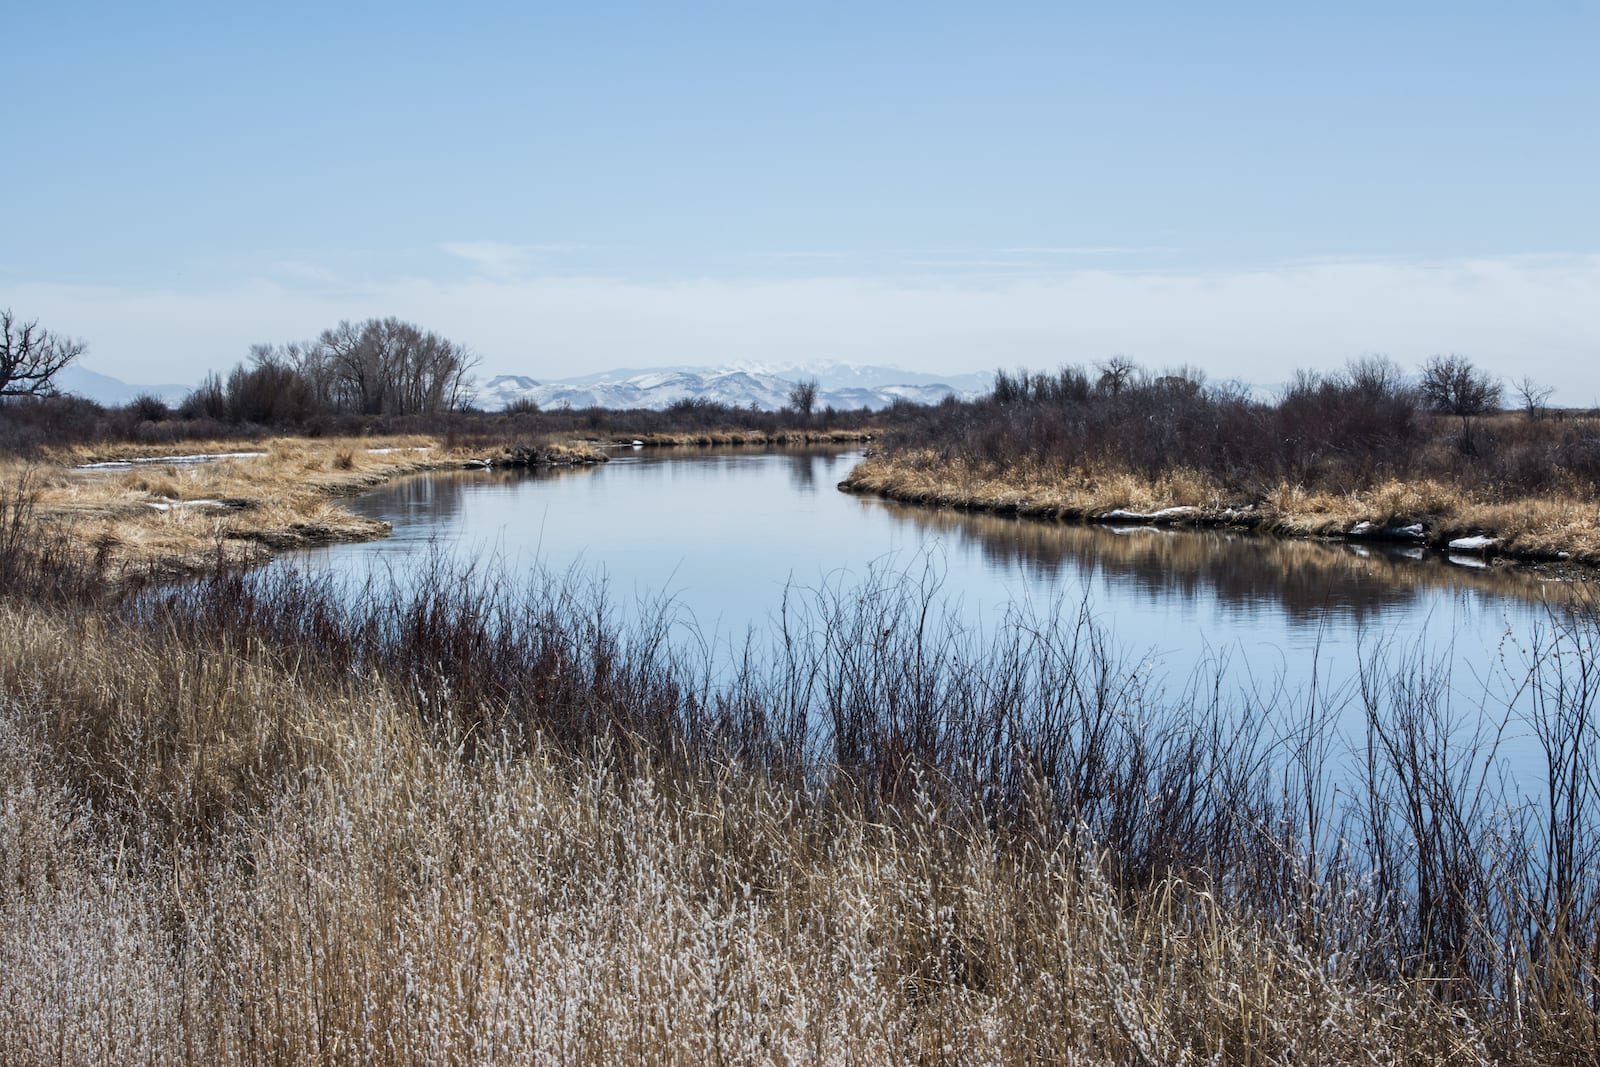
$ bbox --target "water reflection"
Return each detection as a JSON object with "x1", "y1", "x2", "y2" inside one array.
[
  {"x1": 341, "y1": 463, "x2": 602, "y2": 553},
  {"x1": 299, "y1": 446, "x2": 1579, "y2": 716},
  {"x1": 868, "y1": 499, "x2": 1571, "y2": 625},
  {"x1": 780, "y1": 450, "x2": 845, "y2": 493}
]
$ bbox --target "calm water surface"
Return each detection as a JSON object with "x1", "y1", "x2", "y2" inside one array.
[{"x1": 290, "y1": 447, "x2": 1577, "y2": 729}]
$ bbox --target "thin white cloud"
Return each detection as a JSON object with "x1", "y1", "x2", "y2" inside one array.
[
  {"x1": 11, "y1": 254, "x2": 1600, "y2": 404},
  {"x1": 993, "y1": 246, "x2": 1172, "y2": 256},
  {"x1": 440, "y1": 240, "x2": 540, "y2": 279}
]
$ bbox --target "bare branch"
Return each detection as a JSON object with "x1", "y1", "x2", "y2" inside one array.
[{"x1": 0, "y1": 308, "x2": 85, "y2": 398}]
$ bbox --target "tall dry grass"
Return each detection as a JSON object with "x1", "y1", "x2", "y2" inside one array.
[
  {"x1": 0, "y1": 604, "x2": 1474, "y2": 1065},
  {"x1": 2, "y1": 518, "x2": 1599, "y2": 1061}
]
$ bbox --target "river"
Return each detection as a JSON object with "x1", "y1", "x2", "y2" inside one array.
[{"x1": 286, "y1": 446, "x2": 1584, "y2": 752}]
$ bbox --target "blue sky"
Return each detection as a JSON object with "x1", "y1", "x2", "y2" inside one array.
[{"x1": 5, "y1": 2, "x2": 1598, "y2": 396}]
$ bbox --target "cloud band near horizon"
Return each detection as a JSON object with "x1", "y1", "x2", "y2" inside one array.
[{"x1": 8, "y1": 253, "x2": 1598, "y2": 402}]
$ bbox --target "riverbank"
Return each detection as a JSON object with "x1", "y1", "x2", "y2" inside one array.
[
  {"x1": 841, "y1": 449, "x2": 1600, "y2": 567},
  {"x1": 7, "y1": 435, "x2": 609, "y2": 578}
]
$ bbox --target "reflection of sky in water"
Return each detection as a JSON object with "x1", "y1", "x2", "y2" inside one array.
[{"x1": 288, "y1": 446, "x2": 1573, "y2": 775}]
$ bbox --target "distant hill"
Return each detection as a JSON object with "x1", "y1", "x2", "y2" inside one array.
[
  {"x1": 56, "y1": 365, "x2": 192, "y2": 407},
  {"x1": 477, "y1": 362, "x2": 988, "y2": 412}
]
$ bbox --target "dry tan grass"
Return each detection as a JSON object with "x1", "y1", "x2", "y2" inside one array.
[
  {"x1": 0, "y1": 595, "x2": 1503, "y2": 1065},
  {"x1": 845, "y1": 452, "x2": 1600, "y2": 564},
  {"x1": 3, "y1": 435, "x2": 613, "y2": 578}
]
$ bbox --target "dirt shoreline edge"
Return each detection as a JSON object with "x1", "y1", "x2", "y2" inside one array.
[{"x1": 838, "y1": 457, "x2": 1597, "y2": 572}]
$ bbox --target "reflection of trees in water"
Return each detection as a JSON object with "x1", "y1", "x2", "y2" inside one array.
[
  {"x1": 874, "y1": 500, "x2": 1562, "y2": 624},
  {"x1": 351, "y1": 466, "x2": 602, "y2": 528},
  {"x1": 783, "y1": 450, "x2": 845, "y2": 492},
  {"x1": 785, "y1": 452, "x2": 817, "y2": 491}
]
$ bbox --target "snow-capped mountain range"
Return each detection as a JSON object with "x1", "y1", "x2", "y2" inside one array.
[
  {"x1": 478, "y1": 362, "x2": 991, "y2": 412},
  {"x1": 53, "y1": 361, "x2": 993, "y2": 414}
]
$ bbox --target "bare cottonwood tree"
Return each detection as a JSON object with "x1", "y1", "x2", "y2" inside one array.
[
  {"x1": 1419, "y1": 354, "x2": 1501, "y2": 452},
  {"x1": 1095, "y1": 355, "x2": 1139, "y2": 398},
  {"x1": 1418, "y1": 354, "x2": 1501, "y2": 417},
  {"x1": 1, "y1": 309, "x2": 84, "y2": 398},
  {"x1": 787, "y1": 377, "x2": 819, "y2": 418},
  {"x1": 1513, "y1": 376, "x2": 1555, "y2": 420},
  {"x1": 292, "y1": 318, "x2": 478, "y2": 416}
]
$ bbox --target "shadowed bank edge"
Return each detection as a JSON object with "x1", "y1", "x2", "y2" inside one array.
[{"x1": 840, "y1": 447, "x2": 1600, "y2": 568}]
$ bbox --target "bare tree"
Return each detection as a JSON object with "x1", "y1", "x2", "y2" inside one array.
[
  {"x1": 1513, "y1": 376, "x2": 1555, "y2": 420},
  {"x1": 787, "y1": 377, "x2": 819, "y2": 418},
  {"x1": 1418, "y1": 354, "x2": 1502, "y2": 417},
  {"x1": 1, "y1": 309, "x2": 84, "y2": 398},
  {"x1": 1345, "y1": 355, "x2": 1409, "y2": 400},
  {"x1": 1419, "y1": 354, "x2": 1502, "y2": 453},
  {"x1": 295, "y1": 318, "x2": 478, "y2": 416},
  {"x1": 1095, "y1": 355, "x2": 1139, "y2": 398}
]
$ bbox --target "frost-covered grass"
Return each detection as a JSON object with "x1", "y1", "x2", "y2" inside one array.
[{"x1": 3, "y1": 529, "x2": 1600, "y2": 1062}]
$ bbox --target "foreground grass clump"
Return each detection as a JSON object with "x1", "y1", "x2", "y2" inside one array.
[
  {"x1": 3, "y1": 532, "x2": 1600, "y2": 1062},
  {"x1": 0, "y1": 605, "x2": 1465, "y2": 1064}
]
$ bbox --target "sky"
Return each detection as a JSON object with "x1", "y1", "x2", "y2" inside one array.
[{"x1": 4, "y1": 2, "x2": 1598, "y2": 399}]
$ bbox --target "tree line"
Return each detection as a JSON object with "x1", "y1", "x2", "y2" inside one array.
[{"x1": 183, "y1": 318, "x2": 478, "y2": 424}]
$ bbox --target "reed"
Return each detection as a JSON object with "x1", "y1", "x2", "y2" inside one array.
[{"x1": 2, "y1": 528, "x2": 1599, "y2": 1062}]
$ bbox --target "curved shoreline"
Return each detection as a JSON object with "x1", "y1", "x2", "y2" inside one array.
[
  {"x1": 16, "y1": 432, "x2": 876, "y2": 580},
  {"x1": 16, "y1": 436, "x2": 610, "y2": 579},
  {"x1": 838, "y1": 453, "x2": 1600, "y2": 572}
]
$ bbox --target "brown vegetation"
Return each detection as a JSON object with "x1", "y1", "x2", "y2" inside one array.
[
  {"x1": 845, "y1": 363, "x2": 1600, "y2": 565},
  {"x1": 844, "y1": 448, "x2": 1600, "y2": 563},
  {"x1": 1, "y1": 515, "x2": 1598, "y2": 1062},
  {"x1": 7, "y1": 435, "x2": 607, "y2": 578}
]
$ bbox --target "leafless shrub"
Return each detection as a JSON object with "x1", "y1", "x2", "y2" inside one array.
[{"x1": 1515, "y1": 376, "x2": 1556, "y2": 420}]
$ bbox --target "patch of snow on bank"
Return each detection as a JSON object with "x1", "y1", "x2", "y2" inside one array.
[
  {"x1": 78, "y1": 452, "x2": 266, "y2": 470},
  {"x1": 1097, "y1": 506, "x2": 1197, "y2": 522},
  {"x1": 1350, "y1": 521, "x2": 1425, "y2": 541}
]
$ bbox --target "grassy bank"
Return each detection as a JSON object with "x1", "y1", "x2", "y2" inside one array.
[
  {"x1": 4, "y1": 435, "x2": 607, "y2": 578},
  {"x1": 3, "y1": 514, "x2": 1600, "y2": 1062},
  {"x1": 845, "y1": 365, "x2": 1600, "y2": 566},
  {"x1": 842, "y1": 448, "x2": 1600, "y2": 564}
]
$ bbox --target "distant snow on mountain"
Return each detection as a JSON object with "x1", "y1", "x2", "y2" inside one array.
[
  {"x1": 727, "y1": 360, "x2": 993, "y2": 394},
  {"x1": 477, "y1": 361, "x2": 986, "y2": 412},
  {"x1": 56, "y1": 365, "x2": 192, "y2": 406}
]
